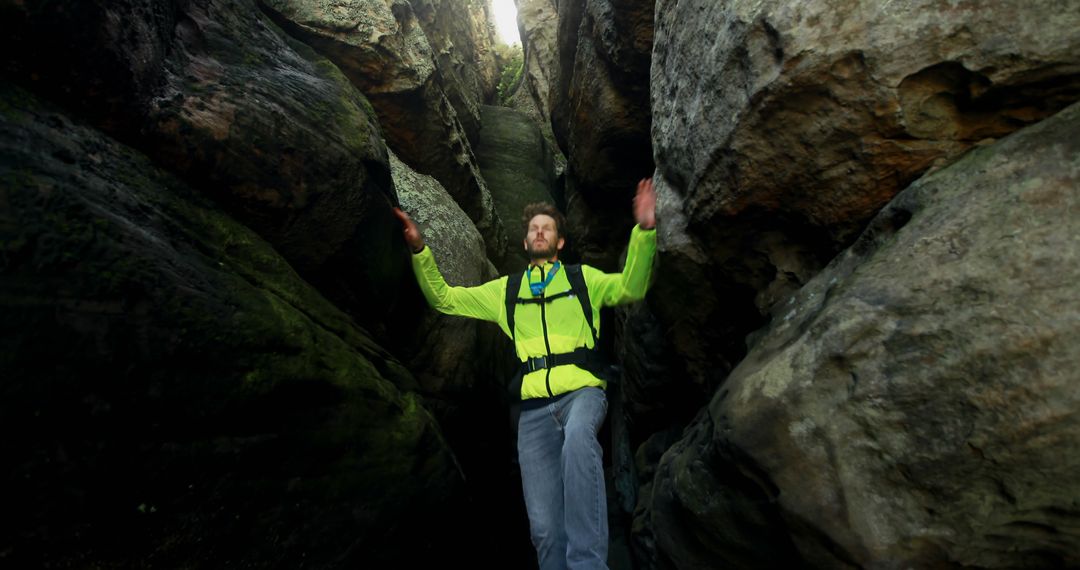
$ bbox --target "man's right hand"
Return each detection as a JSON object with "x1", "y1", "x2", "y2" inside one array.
[{"x1": 392, "y1": 207, "x2": 426, "y2": 253}]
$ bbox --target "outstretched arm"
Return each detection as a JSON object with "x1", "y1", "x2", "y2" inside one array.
[
  {"x1": 587, "y1": 177, "x2": 658, "y2": 307},
  {"x1": 393, "y1": 207, "x2": 506, "y2": 327},
  {"x1": 392, "y1": 207, "x2": 426, "y2": 253}
]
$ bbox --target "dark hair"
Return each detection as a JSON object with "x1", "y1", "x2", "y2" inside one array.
[{"x1": 521, "y1": 202, "x2": 566, "y2": 237}]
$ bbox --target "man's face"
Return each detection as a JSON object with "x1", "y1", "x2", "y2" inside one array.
[{"x1": 524, "y1": 214, "x2": 564, "y2": 260}]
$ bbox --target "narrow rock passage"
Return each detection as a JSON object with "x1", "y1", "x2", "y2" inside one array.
[{"x1": 2, "y1": 0, "x2": 1078, "y2": 568}]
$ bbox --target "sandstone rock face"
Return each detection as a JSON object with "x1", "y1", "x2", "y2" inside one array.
[
  {"x1": 258, "y1": 0, "x2": 508, "y2": 264},
  {"x1": 410, "y1": 0, "x2": 502, "y2": 136},
  {"x1": 515, "y1": 0, "x2": 560, "y2": 120},
  {"x1": 0, "y1": 85, "x2": 464, "y2": 567},
  {"x1": 653, "y1": 0, "x2": 1080, "y2": 237},
  {"x1": 395, "y1": 147, "x2": 495, "y2": 284},
  {"x1": 260, "y1": 0, "x2": 500, "y2": 138},
  {"x1": 2, "y1": 0, "x2": 406, "y2": 327},
  {"x1": 473, "y1": 104, "x2": 561, "y2": 273},
  {"x1": 258, "y1": 0, "x2": 436, "y2": 94},
  {"x1": 0, "y1": 0, "x2": 176, "y2": 133},
  {"x1": 648, "y1": 0, "x2": 1080, "y2": 397},
  {"x1": 644, "y1": 103, "x2": 1080, "y2": 569}
]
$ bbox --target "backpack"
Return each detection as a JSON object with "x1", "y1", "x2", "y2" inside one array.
[{"x1": 504, "y1": 264, "x2": 611, "y2": 401}]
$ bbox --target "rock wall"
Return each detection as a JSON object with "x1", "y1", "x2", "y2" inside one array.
[
  {"x1": 650, "y1": 0, "x2": 1080, "y2": 390},
  {"x1": 515, "y1": 0, "x2": 559, "y2": 121},
  {"x1": 654, "y1": 0, "x2": 1080, "y2": 238},
  {"x1": 0, "y1": 0, "x2": 519, "y2": 565},
  {"x1": 644, "y1": 101, "x2": 1080, "y2": 569},
  {"x1": 548, "y1": 0, "x2": 656, "y2": 269},
  {"x1": 391, "y1": 148, "x2": 533, "y2": 565},
  {"x1": 519, "y1": 1, "x2": 1080, "y2": 568},
  {"x1": 410, "y1": 0, "x2": 502, "y2": 136},
  {"x1": 0, "y1": 84, "x2": 464, "y2": 567}
]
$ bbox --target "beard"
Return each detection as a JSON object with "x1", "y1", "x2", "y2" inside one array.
[{"x1": 526, "y1": 238, "x2": 558, "y2": 260}]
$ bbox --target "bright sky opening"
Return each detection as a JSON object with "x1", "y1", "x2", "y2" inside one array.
[{"x1": 491, "y1": 0, "x2": 521, "y2": 45}]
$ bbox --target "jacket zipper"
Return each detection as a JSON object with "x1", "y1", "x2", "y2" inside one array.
[{"x1": 538, "y1": 266, "x2": 554, "y2": 397}]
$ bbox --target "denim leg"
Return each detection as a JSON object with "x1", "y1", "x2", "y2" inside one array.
[
  {"x1": 561, "y1": 387, "x2": 608, "y2": 570},
  {"x1": 519, "y1": 403, "x2": 568, "y2": 570}
]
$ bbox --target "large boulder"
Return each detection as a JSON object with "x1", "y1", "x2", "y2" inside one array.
[
  {"x1": 642, "y1": 102, "x2": 1080, "y2": 568},
  {"x1": 257, "y1": 0, "x2": 508, "y2": 262},
  {"x1": 653, "y1": 0, "x2": 1080, "y2": 235},
  {"x1": 649, "y1": 0, "x2": 1080, "y2": 388},
  {"x1": 390, "y1": 145, "x2": 515, "y2": 404},
  {"x1": 1, "y1": 0, "x2": 406, "y2": 327},
  {"x1": 257, "y1": 0, "x2": 436, "y2": 95},
  {"x1": 0, "y1": 85, "x2": 464, "y2": 567},
  {"x1": 394, "y1": 148, "x2": 498, "y2": 292}
]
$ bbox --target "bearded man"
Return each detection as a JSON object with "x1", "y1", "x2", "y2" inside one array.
[{"x1": 393, "y1": 178, "x2": 656, "y2": 570}]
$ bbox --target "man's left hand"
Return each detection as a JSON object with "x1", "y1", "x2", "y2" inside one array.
[{"x1": 634, "y1": 177, "x2": 656, "y2": 230}]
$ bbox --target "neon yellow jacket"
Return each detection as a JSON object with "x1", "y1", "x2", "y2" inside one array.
[{"x1": 411, "y1": 225, "x2": 657, "y2": 400}]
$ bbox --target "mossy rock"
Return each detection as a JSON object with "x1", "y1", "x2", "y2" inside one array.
[{"x1": 0, "y1": 84, "x2": 465, "y2": 568}]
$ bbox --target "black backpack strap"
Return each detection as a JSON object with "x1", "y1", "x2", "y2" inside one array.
[
  {"x1": 516, "y1": 290, "x2": 573, "y2": 304},
  {"x1": 505, "y1": 270, "x2": 524, "y2": 340},
  {"x1": 520, "y1": 347, "x2": 607, "y2": 376},
  {"x1": 564, "y1": 264, "x2": 597, "y2": 345}
]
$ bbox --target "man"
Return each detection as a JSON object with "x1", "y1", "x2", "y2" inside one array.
[{"x1": 392, "y1": 178, "x2": 657, "y2": 570}]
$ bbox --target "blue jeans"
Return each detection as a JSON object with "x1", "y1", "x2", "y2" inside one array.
[{"x1": 518, "y1": 387, "x2": 608, "y2": 570}]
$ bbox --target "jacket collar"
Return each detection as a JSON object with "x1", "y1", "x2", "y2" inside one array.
[{"x1": 526, "y1": 258, "x2": 559, "y2": 276}]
